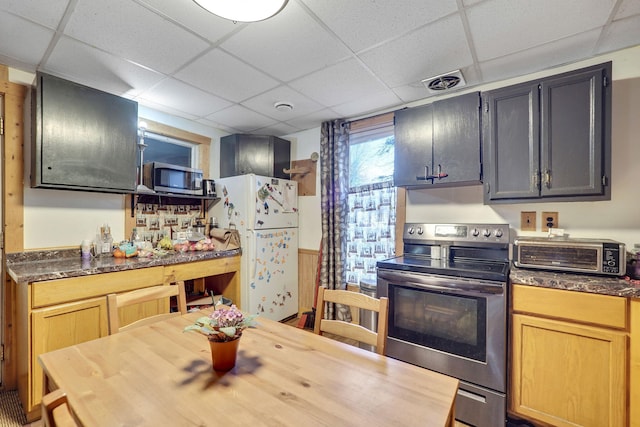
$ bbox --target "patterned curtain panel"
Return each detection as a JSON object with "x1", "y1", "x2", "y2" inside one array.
[
  {"x1": 345, "y1": 183, "x2": 396, "y2": 287},
  {"x1": 319, "y1": 119, "x2": 350, "y2": 321}
]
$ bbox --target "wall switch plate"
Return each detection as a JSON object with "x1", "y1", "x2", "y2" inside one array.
[
  {"x1": 542, "y1": 212, "x2": 558, "y2": 232},
  {"x1": 521, "y1": 211, "x2": 536, "y2": 231}
]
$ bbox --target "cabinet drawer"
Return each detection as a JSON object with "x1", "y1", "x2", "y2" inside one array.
[
  {"x1": 164, "y1": 256, "x2": 240, "y2": 282},
  {"x1": 32, "y1": 267, "x2": 165, "y2": 308},
  {"x1": 512, "y1": 284, "x2": 627, "y2": 329}
]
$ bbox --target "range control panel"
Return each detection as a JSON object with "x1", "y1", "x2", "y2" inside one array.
[{"x1": 404, "y1": 223, "x2": 510, "y2": 245}]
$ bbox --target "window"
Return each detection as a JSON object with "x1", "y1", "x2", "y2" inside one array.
[
  {"x1": 136, "y1": 118, "x2": 211, "y2": 177},
  {"x1": 345, "y1": 113, "x2": 396, "y2": 286},
  {"x1": 143, "y1": 131, "x2": 199, "y2": 168}
]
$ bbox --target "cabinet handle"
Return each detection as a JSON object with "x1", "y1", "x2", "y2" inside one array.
[
  {"x1": 544, "y1": 170, "x2": 552, "y2": 188},
  {"x1": 415, "y1": 165, "x2": 448, "y2": 182},
  {"x1": 416, "y1": 165, "x2": 430, "y2": 181},
  {"x1": 533, "y1": 170, "x2": 540, "y2": 189}
]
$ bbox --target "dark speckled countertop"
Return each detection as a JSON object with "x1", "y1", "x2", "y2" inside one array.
[
  {"x1": 510, "y1": 265, "x2": 640, "y2": 298},
  {"x1": 6, "y1": 248, "x2": 242, "y2": 284}
]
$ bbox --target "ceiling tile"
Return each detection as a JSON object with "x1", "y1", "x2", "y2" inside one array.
[
  {"x1": 0, "y1": 0, "x2": 70, "y2": 29},
  {"x1": 253, "y1": 122, "x2": 301, "y2": 137},
  {"x1": 175, "y1": 49, "x2": 279, "y2": 102},
  {"x1": 195, "y1": 117, "x2": 242, "y2": 135},
  {"x1": 137, "y1": 77, "x2": 232, "y2": 116},
  {"x1": 289, "y1": 59, "x2": 390, "y2": 107},
  {"x1": 301, "y1": 0, "x2": 458, "y2": 52},
  {"x1": 136, "y1": 0, "x2": 240, "y2": 43},
  {"x1": 44, "y1": 36, "x2": 166, "y2": 97},
  {"x1": 205, "y1": 105, "x2": 277, "y2": 132},
  {"x1": 284, "y1": 108, "x2": 341, "y2": 130},
  {"x1": 241, "y1": 85, "x2": 324, "y2": 121},
  {"x1": 616, "y1": 0, "x2": 640, "y2": 19},
  {"x1": 597, "y1": 15, "x2": 640, "y2": 55},
  {"x1": 467, "y1": 0, "x2": 617, "y2": 61},
  {"x1": 137, "y1": 98, "x2": 200, "y2": 121},
  {"x1": 331, "y1": 89, "x2": 401, "y2": 118},
  {"x1": 479, "y1": 29, "x2": 601, "y2": 84},
  {"x1": 220, "y1": 1, "x2": 352, "y2": 82},
  {"x1": 1, "y1": 0, "x2": 638, "y2": 137},
  {"x1": 0, "y1": 13, "x2": 53, "y2": 68},
  {"x1": 64, "y1": 0, "x2": 210, "y2": 74},
  {"x1": 359, "y1": 14, "x2": 473, "y2": 88}
]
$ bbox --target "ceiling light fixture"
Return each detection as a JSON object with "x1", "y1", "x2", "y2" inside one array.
[
  {"x1": 274, "y1": 101, "x2": 294, "y2": 112},
  {"x1": 193, "y1": 0, "x2": 289, "y2": 22}
]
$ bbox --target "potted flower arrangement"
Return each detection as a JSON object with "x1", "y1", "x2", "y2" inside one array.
[{"x1": 184, "y1": 304, "x2": 257, "y2": 371}]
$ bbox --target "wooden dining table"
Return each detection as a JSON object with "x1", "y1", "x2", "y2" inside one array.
[{"x1": 38, "y1": 308, "x2": 459, "y2": 426}]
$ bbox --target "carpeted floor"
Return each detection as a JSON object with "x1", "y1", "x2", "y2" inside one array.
[{"x1": 0, "y1": 391, "x2": 26, "y2": 427}]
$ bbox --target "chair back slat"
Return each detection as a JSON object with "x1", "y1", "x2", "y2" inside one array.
[
  {"x1": 313, "y1": 287, "x2": 389, "y2": 355},
  {"x1": 107, "y1": 281, "x2": 187, "y2": 334}
]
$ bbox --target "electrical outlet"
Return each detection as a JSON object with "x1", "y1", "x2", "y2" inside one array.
[
  {"x1": 542, "y1": 212, "x2": 558, "y2": 232},
  {"x1": 520, "y1": 211, "x2": 536, "y2": 231}
]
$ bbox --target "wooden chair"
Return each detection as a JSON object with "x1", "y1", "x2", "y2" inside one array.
[
  {"x1": 41, "y1": 389, "x2": 79, "y2": 427},
  {"x1": 107, "y1": 281, "x2": 188, "y2": 334},
  {"x1": 313, "y1": 287, "x2": 389, "y2": 355}
]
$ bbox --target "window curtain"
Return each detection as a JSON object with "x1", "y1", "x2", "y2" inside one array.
[{"x1": 319, "y1": 119, "x2": 351, "y2": 321}]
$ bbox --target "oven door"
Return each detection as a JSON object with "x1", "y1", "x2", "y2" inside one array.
[{"x1": 377, "y1": 268, "x2": 506, "y2": 394}]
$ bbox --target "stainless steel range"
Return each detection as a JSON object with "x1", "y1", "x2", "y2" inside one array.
[{"x1": 377, "y1": 223, "x2": 510, "y2": 427}]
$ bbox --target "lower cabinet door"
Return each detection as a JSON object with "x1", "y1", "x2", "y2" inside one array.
[
  {"x1": 511, "y1": 314, "x2": 627, "y2": 427},
  {"x1": 31, "y1": 297, "x2": 109, "y2": 410}
]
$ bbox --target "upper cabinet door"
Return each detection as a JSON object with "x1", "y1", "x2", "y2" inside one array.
[
  {"x1": 394, "y1": 103, "x2": 434, "y2": 187},
  {"x1": 483, "y1": 61, "x2": 611, "y2": 204},
  {"x1": 540, "y1": 66, "x2": 605, "y2": 197},
  {"x1": 394, "y1": 92, "x2": 481, "y2": 188},
  {"x1": 483, "y1": 82, "x2": 540, "y2": 201},
  {"x1": 432, "y1": 92, "x2": 482, "y2": 185}
]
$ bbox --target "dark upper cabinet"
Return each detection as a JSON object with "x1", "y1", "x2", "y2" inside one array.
[
  {"x1": 394, "y1": 103, "x2": 433, "y2": 187},
  {"x1": 394, "y1": 92, "x2": 482, "y2": 188},
  {"x1": 220, "y1": 134, "x2": 291, "y2": 179},
  {"x1": 483, "y1": 62, "x2": 611, "y2": 203},
  {"x1": 32, "y1": 72, "x2": 138, "y2": 193}
]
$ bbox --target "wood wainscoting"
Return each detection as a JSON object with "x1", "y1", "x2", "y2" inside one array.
[{"x1": 298, "y1": 248, "x2": 319, "y2": 314}]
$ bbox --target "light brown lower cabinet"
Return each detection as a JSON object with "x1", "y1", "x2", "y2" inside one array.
[
  {"x1": 510, "y1": 284, "x2": 629, "y2": 427},
  {"x1": 14, "y1": 255, "x2": 241, "y2": 422},
  {"x1": 31, "y1": 297, "x2": 109, "y2": 408}
]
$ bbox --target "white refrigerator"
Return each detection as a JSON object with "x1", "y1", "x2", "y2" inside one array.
[{"x1": 209, "y1": 174, "x2": 298, "y2": 321}]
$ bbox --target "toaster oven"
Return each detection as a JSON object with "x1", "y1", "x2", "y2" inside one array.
[{"x1": 513, "y1": 237, "x2": 626, "y2": 276}]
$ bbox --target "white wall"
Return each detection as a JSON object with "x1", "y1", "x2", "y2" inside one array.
[{"x1": 285, "y1": 128, "x2": 322, "y2": 250}]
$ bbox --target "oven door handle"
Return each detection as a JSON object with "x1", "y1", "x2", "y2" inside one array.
[{"x1": 377, "y1": 269, "x2": 505, "y2": 295}]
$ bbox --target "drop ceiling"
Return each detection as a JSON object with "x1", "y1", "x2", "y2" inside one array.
[{"x1": 1, "y1": 0, "x2": 639, "y2": 137}]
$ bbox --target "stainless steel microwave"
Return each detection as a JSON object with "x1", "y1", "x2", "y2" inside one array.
[
  {"x1": 513, "y1": 237, "x2": 626, "y2": 276},
  {"x1": 142, "y1": 162, "x2": 203, "y2": 195}
]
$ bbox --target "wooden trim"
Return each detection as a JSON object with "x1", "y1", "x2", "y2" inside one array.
[
  {"x1": 140, "y1": 118, "x2": 211, "y2": 146},
  {"x1": 298, "y1": 248, "x2": 319, "y2": 314},
  {"x1": 140, "y1": 117, "x2": 211, "y2": 178},
  {"x1": 2, "y1": 80, "x2": 27, "y2": 253},
  {"x1": 2, "y1": 74, "x2": 28, "y2": 391},
  {"x1": 349, "y1": 112, "x2": 394, "y2": 132}
]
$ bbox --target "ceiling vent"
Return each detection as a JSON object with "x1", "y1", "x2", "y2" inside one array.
[{"x1": 421, "y1": 70, "x2": 466, "y2": 94}]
